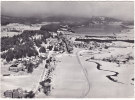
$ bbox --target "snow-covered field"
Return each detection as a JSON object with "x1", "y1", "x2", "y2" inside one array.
[
  {"x1": 47, "y1": 51, "x2": 88, "y2": 98},
  {"x1": 44, "y1": 37, "x2": 134, "y2": 98},
  {"x1": 1, "y1": 23, "x2": 39, "y2": 37},
  {"x1": 1, "y1": 22, "x2": 59, "y2": 37},
  {"x1": 0, "y1": 60, "x2": 46, "y2": 97},
  {"x1": 0, "y1": 25, "x2": 134, "y2": 98},
  {"x1": 46, "y1": 43, "x2": 134, "y2": 97},
  {"x1": 78, "y1": 46, "x2": 134, "y2": 97}
]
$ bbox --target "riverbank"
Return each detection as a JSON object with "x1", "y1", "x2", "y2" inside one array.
[
  {"x1": 45, "y1": 44, "x2": 134, "y2": 98},
  {"x1": 78, "y1": 42, "x2": 134, "y2": 97}
]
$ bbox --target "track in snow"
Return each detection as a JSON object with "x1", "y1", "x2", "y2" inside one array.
[{"x1": 76, "y1": 51, "x2": 91, "y2": 97}]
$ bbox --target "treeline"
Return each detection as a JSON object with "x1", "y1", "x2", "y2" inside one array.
[
  {"x1": 58, "y1": 33, "x2": 73, "y2": 53},
  {"x1": 64, "y1": 39, "x2": 73, "y2": 53},
  {"x1": 1, "y1": 23, "x2": 74, "y2": 62},
  {"x1": 40, "y1": 23, "x2": 74, "y2": 33},
  {"x1": 1, "y1": 42, "x2": 38, "y2": 62},
  {"x1": 40, "y1": 23, "x2": 61, "y2": 32},
  {"x1": 1, "y1": 15, "x2": 42, "y2": 26},
  {"x1": 1, "y1": 30, "x2": 50, "y2": 51},
  {"x1": 1, "y1": 30, "x2": 51, "y2": 62}
]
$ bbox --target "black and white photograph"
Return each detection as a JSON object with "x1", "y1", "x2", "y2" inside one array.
[{"x1": 0, "y1": 0, "x2": 134, "y2": 98}]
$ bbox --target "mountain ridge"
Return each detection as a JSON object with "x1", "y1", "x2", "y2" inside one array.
[{"x1": 2, "y1": 15, "x2": 130, "y2": 26}]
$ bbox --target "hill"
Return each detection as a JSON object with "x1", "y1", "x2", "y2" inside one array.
[
  {"x1": 1, "y1": 15, "x2": 127, "y2": 26},
  {"x1": 1, "y1": 15, "x2": 42, "y2": 25}
]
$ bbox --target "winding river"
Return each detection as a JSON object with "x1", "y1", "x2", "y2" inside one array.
[{"x1": 85, "y1": 59, "x2": 124, "y2": 84}]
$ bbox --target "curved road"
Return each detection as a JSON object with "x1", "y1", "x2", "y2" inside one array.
[
  {"x1": 76, "y1": 51, "x2": 91, "y2": 97},
  {"x1": 33, "y1": 60, "x2": 46, "y2": 94},
  {"x1": 34, "y1": 47, "x2": 54, "y2": 95}
]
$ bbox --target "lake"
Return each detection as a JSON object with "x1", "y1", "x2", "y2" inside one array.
[{"x1": 71, "y1": 24, "x2": 123, "y2": 36}]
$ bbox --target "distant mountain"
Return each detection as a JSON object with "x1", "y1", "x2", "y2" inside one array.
[
  {"x1": 122, "y1": 21, "x2": 134, "y2": 26},
  {"x1": 42, "y1": 16, "x2": 124, "y2": 28},
  {"x1": 2, "y1": 15, "x2": 132, "y2": 26},
  {"x1": 1, "y1": 15, "x2": 88, "y2": 26},
  {"x1": 1, "y1": 15, "x2": 42, "y2": 25},
  {"x1": 43, "y1": 16, "x2": 90, "y2": 22}
]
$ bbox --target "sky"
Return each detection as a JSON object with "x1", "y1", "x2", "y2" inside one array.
[{"x1": 1, "y1": 1, "x2": 134, "y2": 21}]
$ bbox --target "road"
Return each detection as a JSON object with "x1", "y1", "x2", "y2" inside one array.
[
  {"x1": 34, "y1": 47, "x2": 55, "y2": 95},
  {"x1": 35, "y1": 48, "x2": 134, "y2": 98},
  {"x1": 33, "y1": 60, "x2": 46, "y2": 94},
  {"x1": 76, "y1": 51, "x2": 91, "y2": 97},
  {"x1": 35, "y1": 48, "x2": 91, "y2": 98},
  {"x1": 46, "y1": 48, "x2": 89, "y2": 98}
]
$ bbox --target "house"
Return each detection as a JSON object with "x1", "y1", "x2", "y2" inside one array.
[
  {"x1": 9, "y1": 64, "x2": 18, "y2": 72},
  {"x1": 39, "y1": 53, "x2": 47, "y2": 59},
  {"x1": 9, "y1": 63, "x2": 25, "y2": 72},
  {"x1": 12, "y1": 88, "x2": 24, "y2": 98},
  {"x1": 4, "y1": 90, "x2": 13, "y2": 98}
]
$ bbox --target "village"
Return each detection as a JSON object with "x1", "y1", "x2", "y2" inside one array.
[
  {"x1": 1, "y1": 1, "x2": 134, "y2": 98},
  {"x1": 1, "y1": 23, "x2": 75, "y2": 98},
  {"x1": 1, "y1": 21, "x2": 134, "y2": 98}
]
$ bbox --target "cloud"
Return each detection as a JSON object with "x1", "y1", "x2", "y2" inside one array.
[{"x1": 1, "y1": 1, "x2": 134, "y2": 21}]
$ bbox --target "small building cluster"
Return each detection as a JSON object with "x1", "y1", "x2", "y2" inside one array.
[
  {"x1": 4, "y1": 88, "x2": 24, "y2": 98},
  {"x1": 4, "y1": 88, "x2": 35, "y2": 98},
  {"x1": 8, "y1": 56, "x2": 44, "y2": 73}
]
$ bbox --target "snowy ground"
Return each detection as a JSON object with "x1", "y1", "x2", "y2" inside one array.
[
  {"x1": 79, "y1": 49, "x2": 134, "y2": 97},
  {"x1": 0, "y1": 60, "x2": 46, "y2": 97},
  {"x1": 1, "y1": 27, "x2": 134, "y2": 98},
  {"x1": 48, "y1": 51, "x2": 88, "y2": 98},
  {"x1": 77, "y1": 41, "x2": 134, "y2": 97},
  {"x1": 1, "y1": 22, "x2": 59, "y2": 37},
  {"x1": 46, "y1": 42, "x2": 134, "y2": 98}
]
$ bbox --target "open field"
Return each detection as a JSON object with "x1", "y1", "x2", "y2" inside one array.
[
  {"x1": 1, "y1": 17, "x2": 134, "y2": 98},
  {"x1": 45, "y1": 42, "x2": 134, "y2": 98},
  {"x1": 37, "y1": 50, "x2": 88, "y2": 98},
  {"x1": 78, "y1": 46, "x2": 134, "y2": 97},
  {"x1": 1, "y1": 31, "x2": 134, "y2": 98},
  {"x1": 1, "y1": 29, "x2": 134, "y2": 98},
  {"x1": 1, "y1": 1, "x2": 134, "y2": 98},
  {"x1": 0, "y1": 60, "x2": 46, "y2": 97}
]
